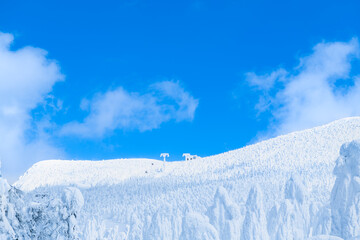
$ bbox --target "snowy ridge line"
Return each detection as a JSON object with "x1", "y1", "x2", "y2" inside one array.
[
  {"x1": 10, "y1": 117, "x2": 360, "y2": 239},
  {"x1": 206, "y1": 116, "x2": 360, "y2": 160},
  {"x1": 15, "y1": 117, "x2": 360, "y2": 192},
  {"x1": 15, "y1": 158, "x2": 167, "y2": 191},
  {"x1": 162, "y1": 117, "x2": 360, "y2": 177}
]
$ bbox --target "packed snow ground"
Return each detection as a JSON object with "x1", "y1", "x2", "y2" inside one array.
[{"x1": 12, "y1": 117, "x2": 360, "y2": 239}]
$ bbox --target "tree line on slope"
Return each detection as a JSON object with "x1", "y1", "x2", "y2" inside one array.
[
  {"x1": 3, "y1": 140, "x2": 360, "y2": 239},
  {"x1": 99, "y1": 140, "x2": 360, "y2": 240}
]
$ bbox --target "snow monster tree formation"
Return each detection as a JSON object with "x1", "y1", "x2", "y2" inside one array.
[{"x1": 2, "y1": 140, "x2": 360, "y2": 239}]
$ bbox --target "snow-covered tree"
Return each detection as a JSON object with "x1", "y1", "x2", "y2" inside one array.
[
  {"x1": 331, "y1": 142, "x2": 351, "y2": 237},
  {"x1": 7, "y1": 185, "x2": 31, "y2": 239},
  {"x1": 343, "y1": 177, "x2": 360, "y2": 239},
  {"x1": 27, "y1": 187, "x2": 84, "y2": 239},
  {"x1": 206, "y1": 186, "x2": 241, "y2": 240},
  {"x1": 311, "y1": 205, "x2": 332, "y2": 236},
  {"x1": 144, "y1": 203, "x2": 182, "y2": 240},
  {"x1": 179, "y1": 211, "x2": 219, "y2": 240},
  {"x1": 267, "y1": 203, "x2": 279, "y2": 238},
  {"x1": 83, "y1": 218, "x2": 128, "y2": 240},
  {"x1": 269, "y1": 175, "x2": 309, "y2": 240},
  {"x1": 0, "y1": 178, "x2": 16, "y2": 239},
  {"x1": 62, "y1": 187, "x2": 84, "y2": 238},
  {"x1": 241, "y1": 185, "x2": 269, "y2": 240},
  {"x1": 83, "y1": 218, "x2": 101, "y2": 240},
  {"x1": 128, "y1": 212, "x2": 143, "y2": 240},
  {"x1": 331, "y1": 140, "x2": 360, "y2": 239}
]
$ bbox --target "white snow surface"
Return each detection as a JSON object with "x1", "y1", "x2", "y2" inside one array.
[
  {"x1": 16, "y1": 117, "x2": 360, "y2": 192},
  {"x1": 15, "y1": 158, "x2": 166, "y2": 191},
  {"x1": 12, "y1": 117, "x2": 360, "y2": 239}
]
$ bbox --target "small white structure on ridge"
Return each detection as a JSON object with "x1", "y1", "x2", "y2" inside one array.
[
  {"x1": 160, "y1": 153, "x2": 169, "y2": 172},
  {"x1": 160, "y1": 153, "x2": 169, "y2": 162},
  {"x1": 183, "y1": 153, "x2": 191, "y2": 161}
]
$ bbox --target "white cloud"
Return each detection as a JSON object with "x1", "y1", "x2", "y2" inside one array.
[
  {"x1": 246, "y1": 68, "x2": 287, "y2": 91},
  {"x1": 246, "y1": 38, "x2": 360, "y2": 136},
  {"x1": 0, "y1": 32, "x2": 64, "y2": 181},
  {"x1": 60, "y1": 80, "x2": 199, "y2": 138},
  {"x1": 150, "y1": 81, "x2": 198, "y2": 122}
]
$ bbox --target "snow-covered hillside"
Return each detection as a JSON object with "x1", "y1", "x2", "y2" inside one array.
[
  {"x1": 12, "y1": 117, "x2": 360, "y2": 239},
  {"x1": 17, "y1": 117, "x2": 360, "y2": 191},
  {"x1": 15, "y1": 158, "x2": 166, "y2": 191}
]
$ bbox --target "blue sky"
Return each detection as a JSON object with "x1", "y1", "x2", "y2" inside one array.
[{"x1": 1, "y1": 0, "x2": 360, "y2": 180}]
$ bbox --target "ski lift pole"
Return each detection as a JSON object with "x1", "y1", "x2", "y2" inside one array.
[
  {"x1": 160, "y1": 153, "x2": 169, "y2": 171},
  {"x1": 160, "y1": 153, "x2": 169, "y2": 162}
]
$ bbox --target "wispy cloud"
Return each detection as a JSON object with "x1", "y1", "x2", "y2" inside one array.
[
  {"x1": 0, "y1": 32, "x2": 64, "y2": 180},
  {"x1": 60, "y1": 81, "x2": 199, "y2": 138},
  {"x1": 246, "y1": 38, "x2": 360, "y2": 136}
]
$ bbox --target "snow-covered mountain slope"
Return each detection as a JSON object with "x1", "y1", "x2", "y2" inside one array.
[
  {"x1": 15, "y1": 158, "x2": 166, "y2": 191},
  {"x1": 16, "y1": 117, "x2": 360, "y2": 192},
  {"x1": 13, "y1": 117, "x2": 360, "y2": 239}
]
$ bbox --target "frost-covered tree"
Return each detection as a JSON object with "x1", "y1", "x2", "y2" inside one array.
[
  {"x1": 331, "y1": 140, "x2": 360, "y2": 239},
  {"x1": 7, "y1": 185, "x2": 32, "y2": 239},
  {"x1": 128, "y1": 212, "x2": 143, "y2": 240},
  {"x1": 83, "y1": 218, "x2": 101, "y2": 240},
  {"x1": 62, "y1": 187, "x2": 85, "y2": 238},
  {"x1": 343, "y1": 177, "x2": 360, "y2": 239},
  {"x1": 269, "y1": 175, "x2": 309, "y2": 240},
  {"x1": 309, "y1": 202, "x2": 320, "y2": 235},
  {"x1": 28, "y1": 187, "x2": 84, "y2": 239},
  {"x1": 311, "y1": 205, "x2": 332, "y2": 236},
  {"x1": 83, "y1": 218, "x2": 128, "y2": 240},
  {"x1": 331, "y1": 142, "x2": 351, "y2": 237},
  {"x1": 144, "y1": 203, "x2": 182, "y2": 240},
  {"x1": 241, "y1": 185, "x2": 269, "y2": 240},
  {"x1": 0, "y1": 172, "x2": 35, "y2": 240},
  {"x1": 206, "y1": 186, "x2": 240, "y2": 240},
  {"x1": 179, "y1": 211, "x2": 219, "y2": 240},
  {"x1": 0, "y1": 160, "x2": 85, "y2": 240},
  {"x1": 0, "y1": 178, "x2": 16, "y2": 239},
  {"x1": 267, "y1": 203, "x2": 279, "y2": 238}
]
